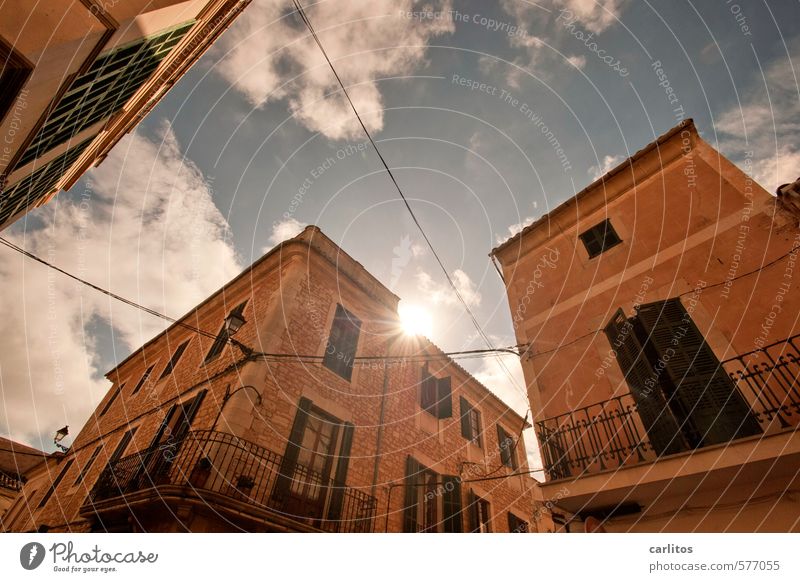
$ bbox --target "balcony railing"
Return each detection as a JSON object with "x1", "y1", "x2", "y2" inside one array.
[
  {"x1": 86, "y1": 430, "x2": 377, "y2": 532},
  {"x1": 536, "y1": 333, "x2": 800, "y2": 480},
  {"x1": 0, "y1": 470, "x2": 23, "y2": 492}
]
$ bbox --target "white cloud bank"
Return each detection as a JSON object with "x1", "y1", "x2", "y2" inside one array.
[
  {"x1": 213, "y1": 0, "x2": 454, "y2": 140},
  {"x1": 416, "y1": 268, "x2": 482, "y2": 308},
  {"x1": 0, "y1": 122, "x2": 242, "y2": 448},
  {"x1": 715, "y1": 43, "x2": 800, "y2": 191}
]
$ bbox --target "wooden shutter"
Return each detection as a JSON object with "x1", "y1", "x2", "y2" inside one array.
[
  {"x1": 497, "y1": 425, "x2": 516, "y2": 468},
  {"x1": 442, "y1": 475, "x2": 462, "y2": 533},
  {"x1": 420, "y1": 372, "x2": 437, "y2": 414},
  {"x1": 508, "y1": 512, "x2": 529, "y2": 533},
  {"x1": 402, "y1": 456, "x2": 421, "y2": 532},
  {"x1": 467, "y1": 490, "x2": 479, "y2": 532},
  {"x1": 172, "y1": 390, "x2": 207, "y2": 444},
  {"x1": 604, "y1": 308, "x2": 687, "y2": 455},
  {"x1": 327, "y1": 422, "x2": 354, "y2": 523},
  {"x1": 274, "y1": 397, "x2": 313, "y2": 503},
  {"x1": 323, "y1": 305, "x2": 361, "y2": 381},
  {"x1": 460, "y1": 397, "x2": 472, "y2": 440},
  {"x1": 436, "y1": 376, "x2": 452, "y2": 418},
  {"x1": 635, "y1": 299, "x2": 761, "y2": 447}
]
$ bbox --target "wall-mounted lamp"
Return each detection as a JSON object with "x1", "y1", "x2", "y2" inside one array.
[{"x1": 53, "y1": 425, "x2": 69, "y2": 452}]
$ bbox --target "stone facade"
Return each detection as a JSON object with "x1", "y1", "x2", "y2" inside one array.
[
  {"x1": 492, "y1": 119, "x2": 800, "y2": 532},
  {"x1": 5, "y1": 226, "x2": 537, "y2": 533}
]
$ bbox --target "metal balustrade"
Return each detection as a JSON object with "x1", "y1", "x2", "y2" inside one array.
[
  {"x1": 87, "y1": 430, "x2": 376, "y2": 532},
  {"x1": 536, "y1": 333, "x2": 800, "y2": 480}
]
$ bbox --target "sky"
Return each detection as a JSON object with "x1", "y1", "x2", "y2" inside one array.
[{"x1": 1, "y1": 0, "x2": 798, "y2": 473}]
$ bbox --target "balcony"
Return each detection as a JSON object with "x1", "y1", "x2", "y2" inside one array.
[
  {"x1": 84, "y1": 430, "x2": 377, "y2": 532},
  {"x1": 0, "y1": 470, "x2": 23, "y2": 492},
  {"x1": 537, "y1": 333, "x2": 800, "y2": 480}
]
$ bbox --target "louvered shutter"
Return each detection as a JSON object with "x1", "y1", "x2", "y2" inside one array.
[
  {"x1": 420, "y1": 372, "x2": 437, "y2": 414},
  {"x1": 460, "y1": 397, "x2": 472, "y2": 440},
  {"x1": 403, "y1": 456, "x2": 421, "y2": 532},
  {"x1": 497, "y1": 425, "x2": 512, "y2": 467},
  {"x1": 467, "y1": 490, "x2": 479, "y2": 532},
  {"x1": 635, "y1": 299, "x2": 761, "y2": 447},
  {"x1": 442, "y1": 475, "x2": 462, "y2": 532},
  {"x1": 436, "y1": 376, "x2": 452, "y2": 418},
  {"x1": 327, "y1": 422, "x2": 354, "y2": 524},
  {"x1": 274, "y1": 397, "x2": 312, "y2": 504},
  {"x1": 604, "y1": 309, "x2": 687, "y2": 455}
]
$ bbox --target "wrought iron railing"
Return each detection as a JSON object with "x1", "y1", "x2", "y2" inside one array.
[
  {"x1": 86, "y1": 430, "x2": 376, "y2": 532},
  {"x1": 0, "y1": 470, "x2": 23, "y2": 491},
  {"x1": 536, "y1": 333, "x2": 800, "y2": 480}
]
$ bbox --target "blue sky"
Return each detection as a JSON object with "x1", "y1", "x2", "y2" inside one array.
[{"x1": 2, "y1": 0, "x2": 798, "y2": 464}]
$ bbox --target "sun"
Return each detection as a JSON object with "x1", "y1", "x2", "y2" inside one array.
[{"x1": 398, "y1": 302, "x2": 433, "y2": 337}]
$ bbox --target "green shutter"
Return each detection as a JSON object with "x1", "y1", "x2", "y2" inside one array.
[
  {"x1": 467, "y1": 490, "x2": 479, "y2": 532},
  {"x1": 420, "y1": 372, "x2": 437, "y2": 414},
  {"x1": 436, "y1": 376, "x2": 452, "y2": 418},
  {"x1": 274, "y1": 397, "x2": 312, "y2": 503},
  {"x1": 460, "y1": 397, "x2": 472, "y2": 440},
  {"x1": 402, "y1": 456, "x2": 420, "y2": 533},
  {"x1": 604, "y1": 308, "x2": 688, "y2": 455},
  {"x1": 327, "y1": 422, "x2": 354, "y2": 524},
  {"x1": 635, "y1": 299, "x2": 761, "y2": 447},
  {"x1": 442, "y1": 475, "x2": 462, "y2": 532}
]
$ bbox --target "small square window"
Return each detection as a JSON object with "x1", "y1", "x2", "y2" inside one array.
[{"x1": 579, "y1": 218, "x2": 621, "y2": 258}]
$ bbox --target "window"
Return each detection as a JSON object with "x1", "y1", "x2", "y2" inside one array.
[
  {"x1": 402, "y1": 456, "x2": 462, "y2": 533},
  {"x1": 97, "y1": 383, "x2": 124, "y2": 417},
  {"x1": 579, "y1": 218, "x2": 621, "y2": 258},
  {"x1": 0, "y1": 138, "x2": 93, "y2": 227},
  {"x1": 204, "y1": 301, "x2": 248, "y2": 363},
  {"x1": 109, "y1": 427, "x2": 137, "y2": 464},
  {"x1": 273, "y1": 397, "x2": 355, "y2": 522},
  {"x1": 13, "y1": 22, "x2": 195, "y2": 169},
  {"x1": 0, "y1": 37, "x2": 33, "y2": 126},
  {"x1": 508, "y1": 512, "x2": 530, "y2": 533},
  {"x1": 159, "y1": 340, "x2": 190, "y2": 379},
  {"x1": 468, "y1": 491, "x2": 491, "y2": 533},
  {"x1": 322, "y1": 304, "x2": 361, "y2": 381},
  {"x1": 131, "y1": 365, "x2": 155, "y2": 395},
  {"x1": 459, "y1": 397, "x2": 482, "y2": 446},
  {"x1": 605, "y1": 298, "x2": 762, "y2": 454},
  {"x1": 497, "y1": 425, "x2": 518, "y2": 470},
  {"x1": 420, "y1": 369, "x2": 452, "y2": 419},
  {"x1": 37, "y1": 459, "x2": 74, "y2": 509},
  {"x1": 73, "y1": 445, "x2": 102, "y2": 486}
]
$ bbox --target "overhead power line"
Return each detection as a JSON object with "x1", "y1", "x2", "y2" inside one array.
[
  {"x1": 290, "y1": 0, "x2": 526, "y2": 399},
  {"x1": 0, "y1": 236, "x2": 523, "y2": 363}
]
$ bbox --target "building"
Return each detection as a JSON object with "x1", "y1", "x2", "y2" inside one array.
[
  {"x1": 491, "y1": 119, "x2": 800, "y2": 532},
  {"x1": 4, "y1": 226, "x2": 537, "y2": 533},
  {"x1": 0, "y1": 437, "x2": 51, "y2": 522},
  {"x1": 0, "y1": 0, "x2": 251, "y2": 230}
]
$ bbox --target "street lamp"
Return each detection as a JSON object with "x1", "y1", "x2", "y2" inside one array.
[
  {"x1": 224, "y1": 312, "x2": 246, "y2": 336},
  {"x1": 53, "y1": 425, "x2": 69, "y2": 452}
]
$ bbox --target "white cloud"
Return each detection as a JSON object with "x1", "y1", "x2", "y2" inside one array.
[
  {"x1": 715, "y1": 45, "x2": 800, "y2": 191},
  {"x1": 567, "y1": 54, "x2": 587, "y2": 69},
  {"x1": 555, "y1": 0, "x2": 626, "y2": 34},
  {"x1": 213, "y1": 0, "x2": 454, "y2": 140},
  {"x1": 416, "y1": 268, "x2": 482, "y2": 307},
  {"x1": 588, "y1": 153, "x2": 624, "y2": 180},
  {"x1": 267, "y1": 217, "x2": 307, "y2": 247},
  {"x1": 496, "y1": 216, "x2": 536, "y2": 245},
  {"x1": 0, "y1": 121, "x2": 242, "y2": 448}
]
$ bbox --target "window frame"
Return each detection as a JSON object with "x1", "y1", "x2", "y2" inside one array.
[
  {"x1": 204, "y1": 301, "x2": 248, "y2": 364},
  {"x1": 159, "y1": 339, "x2": 190, "y2": 380},
  {"x1": 497, "y1": 424, "x2": 518, "y2": 470},
  {"x1": 579, "y1": 218, "x2": 622, "y2": 259},
  {"x1": 322, "y1": 304, "x2": 361, "y2": 381},
  {"x1": 131, "y1": 365, "x2": 155, "y2": 395}
]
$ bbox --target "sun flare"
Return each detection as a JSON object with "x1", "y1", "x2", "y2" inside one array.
[{"x1": 398, "y1": 302, "x2": 433, "y2": 337}]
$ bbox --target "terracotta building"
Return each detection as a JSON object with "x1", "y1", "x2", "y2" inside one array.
[
  {"x1": 3, "y1": 226, "x2": 536, "y2": 533},
  {"x1": 0, "y1": 0, "x2": 251, "y2": 230},
  {"x1": 0, "y1": 437, "x2": 52, "y2": 521},
  {"x1": 491, "y1": 119, "x2": 800, "y2": 532}
]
